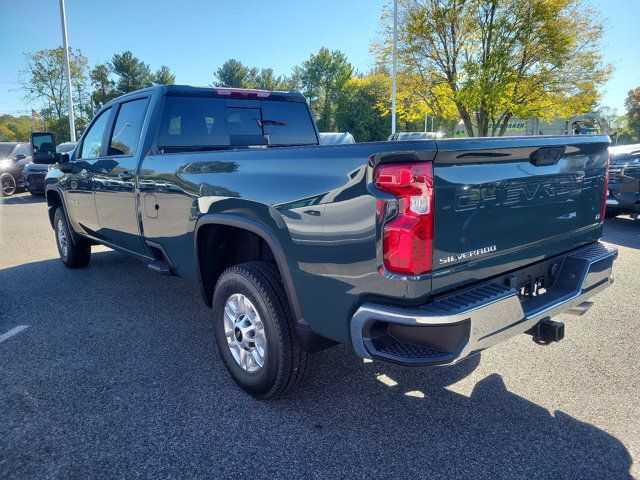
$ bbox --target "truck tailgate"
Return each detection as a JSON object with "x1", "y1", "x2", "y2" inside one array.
[{"x1": 431, "y1": 136, "x2": 609, "y2": 294}]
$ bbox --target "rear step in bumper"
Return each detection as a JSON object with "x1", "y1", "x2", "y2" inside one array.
[{"x1": 351, "y1": 241, "x2": 618, "y2": 366}]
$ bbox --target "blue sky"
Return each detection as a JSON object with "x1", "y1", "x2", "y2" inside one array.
[{"x1": 0, "y1": 0, "x2": 638, "y2": 117}]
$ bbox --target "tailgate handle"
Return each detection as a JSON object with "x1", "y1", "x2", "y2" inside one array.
[{"x1": 530, "y1": 146, "x2": 565, "y2": 166}]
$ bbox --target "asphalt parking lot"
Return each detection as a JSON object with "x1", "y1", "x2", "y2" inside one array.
[{"x1": 1, "y1": 192, "x2": 638, "y2": 479}]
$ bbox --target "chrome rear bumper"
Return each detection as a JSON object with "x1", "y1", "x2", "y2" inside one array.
[{"x1": 351, "y1": 241, "x2": 618, "y2": 366}]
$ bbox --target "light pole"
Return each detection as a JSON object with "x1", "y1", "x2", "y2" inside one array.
[
  {"x1": 391, "y1": 0, "x2": 397, "y2": 136},
  {"x1": 59, "y1": 0, "x2": 76, "y2": 141}
]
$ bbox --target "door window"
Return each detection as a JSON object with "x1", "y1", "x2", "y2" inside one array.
[
  {"x1": 109, "y1": 98, "x2": 148, "y2": 156},
  {"x1": 80, "y1": 108, "x2": 112, "y2": 159}
]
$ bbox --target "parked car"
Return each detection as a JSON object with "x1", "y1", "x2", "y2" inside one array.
[
  {"x1": 22, "y1": 141, "x2": 77, "y2": 196},
  {"x1": 319, "y1": 132, "x2": 355, "y2": 145},
  {"x1": 0, "y1": 142, "x2": 31, "y2": 197},
  {"x1": 388, "y1": 131, "x2": 446, "y2": 141},
  {"x1": 44, "y1": 85, "x2": 616, "y2": 399},
  {"x1": 56, "y1": 142, "x2": 77, "y2": 154},
  {"x1": 606, "y1": 143, "x2": 640, "y2": 219}
]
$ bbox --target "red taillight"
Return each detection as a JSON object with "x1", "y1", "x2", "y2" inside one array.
[
  {"x1": 374, "y1": 162, "x2": 434, "y2": 275},
  {"x1": 601, "y1": 152, "x2": 609, "y2": 223}
]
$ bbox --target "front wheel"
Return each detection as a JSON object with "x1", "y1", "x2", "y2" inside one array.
[
  {"x1": 0, "y1": 173, "x2": 17, "y2": 197},
  {"x1": 53, "y1": 207, "x2": 91, "y2": 268},
  {"x1": 212, "y1": 261, "x2": 308, "y2": 400}
]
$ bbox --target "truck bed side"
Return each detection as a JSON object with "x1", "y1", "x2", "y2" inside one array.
[{"x1": 139, "y1": 135, "x2": 608, "y2": 344}]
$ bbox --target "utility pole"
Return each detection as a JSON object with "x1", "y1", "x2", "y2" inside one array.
[
  {"x1": 391, "y1": 0, "x2": 398, "y2": 136},
  {"x1": 59, "y1": 0, "x2": 76, "y2": 141}
]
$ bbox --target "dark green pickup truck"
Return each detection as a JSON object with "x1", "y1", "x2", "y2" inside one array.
[{"x1": 43, "y1": 85, "x2": 617, "y2": 399}]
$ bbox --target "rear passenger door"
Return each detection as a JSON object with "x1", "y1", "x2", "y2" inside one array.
[{"x1": 93, "y1": 96, "x2": 150, "y2": 256}]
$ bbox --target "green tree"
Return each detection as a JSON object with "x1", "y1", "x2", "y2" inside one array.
[
  {"x1": 213, "y1": 59, "x2": 258, "y2": 88},
  {"x1": 254, "y1": 68, "x2": 285, "y2": 90},
  {"x1": 0, "y1": 114, "x2": 34, "y2": 141},
  {"x1": 335, "y1": 74, "x2": 391, "y2": 141},
  {"x1": 111, "y1": 51, "x2": 154, "y2": 94},
  {"x1": 71, "y1": 52, "x2": 92, "y2": 123},
  {"x1": 46, "y1": 116, "x2": 72, "y2": 143},
  {"x1": 625, "y1": 87, "x2": 640, "y2": 138},
  {"x1": 90, "y1": 63, "x2": 117, "y2": 109},
  {"x1": 154, "y1": 65, "x2": 176, "y2": 85},
  {"x1": 283, "y1": 66, "x2": 303, "y2": 92},
  {"x1": 20, "y1": 47, "x2": 90, "y2": 121},
  {"x1": 0, "y1": 124, "x2": 15, "y2": 141},
  {"x1": 300, "y1": 48, "x2": 353, "y2": 131},
  {"x1": 378, "y1": 0, "x2": 611, "y2": 137},
  {"x1": 213, "y1": 59, "x2": 293, "y2": 91}
]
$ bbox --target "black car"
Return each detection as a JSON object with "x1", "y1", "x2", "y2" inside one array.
[
  {"x1": 0, "y1": 142, "x2": 31, "y2": 197},
  {"x1": 606, "y1": 143, "x2": 640, "y2": 218},
  {"x1": 23, "y1": 141, "x2": 76, "y2": 195}
]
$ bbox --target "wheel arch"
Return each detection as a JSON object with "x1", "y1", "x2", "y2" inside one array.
[
  {"x1": 194, "y1": 214, "x2": 335, "y2": 353},
  {"x1": 45, "y1": 188, "x2": 64, "y2": 228},
  {"x1": 194, "y1": 214, "x2": 300, "y2": 314}
]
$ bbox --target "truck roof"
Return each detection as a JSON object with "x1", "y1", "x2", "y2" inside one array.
[{"x1": 105, "y1": 85, "x2": 307, "y2": 107}]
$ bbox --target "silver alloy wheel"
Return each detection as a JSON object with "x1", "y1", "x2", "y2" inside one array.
[
  {"x1": 1, "y1": 173, "x2": 16, "y2": 196},
  {"x1": 57, "y1": 219, "x2": 68, "y2": 258},
  {"x1": 223, "y1": 293, "x2": 267, "y2": 373}
]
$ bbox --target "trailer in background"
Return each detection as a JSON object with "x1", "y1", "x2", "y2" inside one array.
[{"x1": 453, "y1": 112, "x2": 608, "y2": 137}]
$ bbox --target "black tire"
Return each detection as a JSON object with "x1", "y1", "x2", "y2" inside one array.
[
  {"x1": 29, "y1": 190, "x2": 45, "y2": 197},
  {"x1": 0, "y1": 173, "x2": 17, "y2": 197},
  {"x1": 212, "y1": 261, "x2": 308, "y2": 400},
  {"x1": 53, "y1": 207, "x2": 91, "y2": 268}
]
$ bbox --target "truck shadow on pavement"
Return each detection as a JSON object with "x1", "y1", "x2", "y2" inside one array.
[
  {"x1": 0, "y1": 250, "x2": 633, "y2": 479},
  {"x1": 302, "y1": 348, "x2": 633, "y2": 479}
]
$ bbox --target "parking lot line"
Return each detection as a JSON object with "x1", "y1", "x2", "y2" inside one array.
[{"x1": 0, "y1": 325, "x2": 29, "y2": 344}]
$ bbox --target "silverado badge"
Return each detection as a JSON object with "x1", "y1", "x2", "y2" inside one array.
[{"x1": 438, "y1": 245, "x2": 498, "y2": 265}]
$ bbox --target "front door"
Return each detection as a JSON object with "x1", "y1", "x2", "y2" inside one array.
[{"x1": 94, "y1": 96, "x2": 150, "y2": 256}]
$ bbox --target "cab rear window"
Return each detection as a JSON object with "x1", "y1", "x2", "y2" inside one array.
[{"x1": 158, "y1": 96, "x2": 317, "y2": 152}]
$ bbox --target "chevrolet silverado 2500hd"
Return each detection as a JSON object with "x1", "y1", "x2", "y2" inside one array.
[{"x1": 43, "y1": 85, "x2": 617, "y2": 399}]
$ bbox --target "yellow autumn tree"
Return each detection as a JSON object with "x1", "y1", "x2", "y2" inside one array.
[{"x1": 377, "y1": 0, "x2": 611, "y2": 136}]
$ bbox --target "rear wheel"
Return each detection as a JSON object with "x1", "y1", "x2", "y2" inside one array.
[
  {"x1": 212, "y1": 261, "x2": 308, "y2": 400},
  {"x1": 0, "y1": 173, "x2": 17, "y2": 197},
  {"x1": 53, "y1": 207, "x2": 91, "y2": 268}
]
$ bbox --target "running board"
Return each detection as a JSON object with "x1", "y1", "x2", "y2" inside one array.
[
  {"x1": 148, "y1": 259, "x2": 173, "y2": 275},
  {"x1": 146, "y1": 240, "x2": 175, "y2": 276}
]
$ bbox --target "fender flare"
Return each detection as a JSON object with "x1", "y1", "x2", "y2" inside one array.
[
  {"x1": 45, "y1": 185, "x2": 83, "y2": 246},
  {"x1": 194, "y1": 213, "x2": 337, "y2": 352},
  {"x1": 45, "y1": 185, "x2": 66, "y2": 228},
  {"x1": 194, "y1": 213, "x2": 304, "y2": 323}
]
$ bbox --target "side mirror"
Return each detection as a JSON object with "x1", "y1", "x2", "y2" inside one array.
[
  {"x1": 14, "y1": 154, "x2": 26, "y2": 161},
  {"x1": 56, "y1": 153, "x2": 74, "y2": 173},
  {"x1": 30, "y1": 131, "x2": 57, "y2": 164}
]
